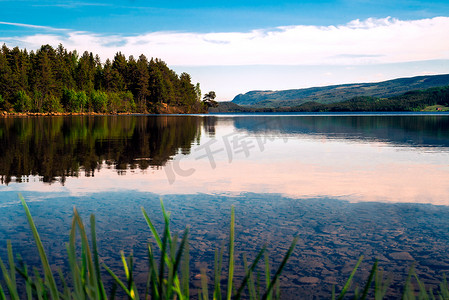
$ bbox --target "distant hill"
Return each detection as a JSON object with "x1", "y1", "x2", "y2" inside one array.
[
  {"x1": 231, "y1": 74, "x2": 449, "y2": 107},
  {"x1": 210, "y1": 85, "x2": 449, "y2": 113}
]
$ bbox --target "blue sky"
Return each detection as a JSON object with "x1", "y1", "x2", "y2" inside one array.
[
  {"x1": 1, "y1": 0, "x2": 449, "y2": 100},
  {"x1": 2, "y1": 0, "x2": 449, "y2": 33}
]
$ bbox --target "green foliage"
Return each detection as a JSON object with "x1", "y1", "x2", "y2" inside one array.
[
  {"x1": 2, "y1": 196, "x2": 449, "y2": 298},
  {"x1": 62, "y1": 88, "x2": 78, "y2": 112},
  {"x1": 120, "y1": 91, "x2": 136, "y2": 112},
  {"x1": 0, "y1": 44, "x2": 205, "y2": 114},
  {"x1": 42, "y1": 95, "x2": 63, "y2": 113},
  {"x1": 13, "y1": 90, "x2": 32, "y2": 112},
  {"x1": 108, "y1": 91, "x2": 136, "y2": 113},
  {"x1": 0, "y1": 197, "x2": 297, "y2": 299},
  {"x1": 331, "y1": 257, "x2": 449, "y2": 300},
  {"x1": 76, "y1": 91, "x2": 88, "y2": 112},
  {"x1": 203, "y1": 91, "x2": 218, "y2": 108},
  {"x1": 0, "y1": 94, "x2": 11, "y2": 111},
  {"x1": 62, "y1": 89, "x2": 88, "y2": 112},
  {"x1": 90, "y1": 90, "x2": 108, "y2": 113}
]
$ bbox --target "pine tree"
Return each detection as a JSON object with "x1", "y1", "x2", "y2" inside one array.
[
  {"x1": 76, "y1": 51, "x2": 95, "y2": 93},
  {"x1": 32, "y1": 45, "x2": 57, "y2": 111},
  {"x1": 112, "y1": 52, "x2": 127, "y2": 91},
  {"x1": 0, "y1": 44, "x2": 205, "y2": 113},
  {"x1": 135, "y1": 54, "x2": 150, "y2": 111},
  {"x1": 0, "y1": 45, "x2": 14, "y2": 104}
]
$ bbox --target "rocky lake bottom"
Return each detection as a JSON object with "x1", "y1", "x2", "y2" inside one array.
[{"x1": 1, "y1": 191, "x2": 449, "y2": 298}]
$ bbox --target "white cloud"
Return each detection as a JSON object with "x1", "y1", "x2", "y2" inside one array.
[
  {"x1": 1, "y1": 17, "x2": 449, "y2": 100},
  {"x1": 1, "y1": 16, "x2": 448, "y2": 66},
  {"x1": 0, "y1": 21, "x2": 68, "y2": 31}
]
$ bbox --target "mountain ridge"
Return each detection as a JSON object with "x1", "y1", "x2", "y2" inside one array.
[{"x1": 232, "y1": 74, "x2": 449, "y2": 107}]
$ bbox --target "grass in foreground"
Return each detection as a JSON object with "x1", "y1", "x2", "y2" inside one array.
[
  {"x1": 0, "y1": 196, "x2": 298, "y2": 299},
  {"x1": 0, "y1": 196, "x2": 448, "y2": 299}
]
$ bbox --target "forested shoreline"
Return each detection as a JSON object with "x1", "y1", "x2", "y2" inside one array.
[
  {"x1": 211, "y1": 85, "x2": 449, "y2": 113},
  {"x1": 0, "y1": 44, "x2": 207, "y2": 114}
]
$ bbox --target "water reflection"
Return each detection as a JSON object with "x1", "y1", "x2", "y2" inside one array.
[
  {"x1": 0, "y1": 114, "x2": 448, "y2": 204},
  {"x1": 0, "y1": 116, "x2": 202, "y2": 184},
  {"x1": 231, "y1": 114, "x2": 449, "y2": 148},
  {"x1": 1, "y1": 114, "x2": 449, "y2": 298}
]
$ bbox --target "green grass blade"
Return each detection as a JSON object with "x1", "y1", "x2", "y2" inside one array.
[
  {"x1": 0, "y1": 283, "x2": 6, "y2": 300},
  {"x1": 360, "y1": 260, "x2": 378, "y2": 300},
  {"x1": 0, "y1": 257, "x2": 19, "y2": 300},
  {"x1": 213, "y1": 246, "x2": 224, "y2": 300},
  {"x1": 226, "y1": 206, "x2": 235, "y2": 300},
  {"x1": 264, "y1": 252, "x2": 271, "y2": 300},
  {"x1": 158, "y1": 218, "x2": 169, "y2": 299},
  {"x1": 160, "y1": 199, "x2": 173, "y2": 247},
  {"x1": 173, "y1": 229, "x2": 189, "y2": 279},
  {"x1": 242, "y1": 254, "x2": 257, "y2": 300},
  {"x1": 147, "y1": 243, "x2": 160, "y2": 300},
  {"x1": 275, "y1": 279, "x2": 280, "y2": 300},
  {"x1": 20, "y1": 196, "x2": 59, "y2": 299},
  {"x1": 167, "y1": 233, "x2": 178, "y2": 299},
  {"x1": 375, "y1": 268, "x2": 391, "y2": 300},
  {"x1": 57, "y1": 268, "x2": 71, "y2": 299},
  {"x1": 402, "y1": 265, "x2": 415, "y2": 300},
  {"x1": 66, "y1": 225, "x2": 84, "y2": 298},
  {"x1": 22, "y1": 263, "x2": 33, "y2": 300},
  {"x1": 201, "y1": 268, "x2": 210, "y2": 300},
  {"x1": 144, "y1": 248, "x2": 155, "y2": 300},
  {"x1": 414, "y1": 272, "x2": 429, "y2": 299},
  {"x1": 127, "y1": 254, "x2": 139, "y2": 300},
  {"x1": 173, "y1": 228, "x2": 189, "y2": 299},
  {"x1": 182, "y1": 240, "x2": 190, "y2": 299},
  {"x1": 121, "y1": 251, "x2": 130, "y2": 281},
  {"x1": 439, "y1": 275, "x2": 449, "y2": 299},
  {"x1": 73, "y1": 208, "x2": 97, "y2": 294},
  {"x1": 90, "y1": 214, "x2": 107, "y2": 300},
  {"x1": 32, "y1": 267, "x2": 45, "y2": 300},
  {"x1": 262, "y1": 237, "x2": 298, "y2": 300},
  {"x1": 103, "y1": 263, "x2": 134, "y2": 298},
  {"x1": 110, "y1": 282, "x2": 118, "y2": 300},
  {"x1": 141, "y1": 207, "x2": 163, "y2": 249},
  {"x1": 248, "y1": 264, "x2": 256, "y2": 300},
  {"x1": 14, "y1": 257, "x2": 34, "y2": 300},
  {"x1": 6, "y1": 241, "x2": 18, "y2": 298},
  {"x1": 336, "y1": 255, "x2": 364, "y2": 300},
  {"x1": 120, "y1": 251, "x2": 139, "y2": 299},
  {"x1": 235, "y1": 246, "x2": 266, "y2": 300}
]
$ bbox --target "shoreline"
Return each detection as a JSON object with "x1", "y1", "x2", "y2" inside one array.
[
  {"x1": 2, "y1": 110, "x2": 449, "y2": 117},
  {"x1": 0, "y1": 111, "x2": 141, "y2": 117}
]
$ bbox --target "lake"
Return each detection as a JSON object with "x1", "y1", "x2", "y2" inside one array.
[{"x1": 1, "y1": 113, "x2": 449, "y2": 298}]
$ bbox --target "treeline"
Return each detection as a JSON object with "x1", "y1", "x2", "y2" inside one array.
[
  {"x1": 296, "y1": 86, "x2": 449, "y2": 112},
  {"x1": 212, "y1": 86, "x2": 449, "y2": 113},
  {"x1": 0, "y1": 44, "x2": 205, "y2": 114}
]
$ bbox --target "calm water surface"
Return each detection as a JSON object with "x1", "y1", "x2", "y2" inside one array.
[{"x1": 0, "y1": 113, "x2": 449, "y2": 298}]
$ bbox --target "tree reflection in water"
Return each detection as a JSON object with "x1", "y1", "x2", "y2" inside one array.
[{"x1": 0, "y1": 116, "x2": 203, "y2": 184}]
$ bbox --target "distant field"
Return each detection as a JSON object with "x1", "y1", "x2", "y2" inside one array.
[{"x1": 422, "y1": 105, "x2": 449, "y2": 111}]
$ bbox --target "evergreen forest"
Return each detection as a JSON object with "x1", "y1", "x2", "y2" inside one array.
[{"x1": 0, "y1": 44, "x2": 206, "y2": 114}]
